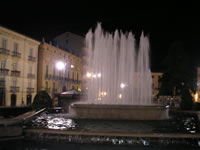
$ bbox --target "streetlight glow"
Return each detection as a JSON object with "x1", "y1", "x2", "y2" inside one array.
[
  {"x1": 56, "y1": 61, "x2": 65, "y2": 70},
  {"x1": 120, "y1": 83, "x2": 126, "y2": 89},
  {"x1": 97, "y1": 73, "x2": 101, "y2": 78},
  {"x1": 71, "y1": 64, "x2": 74, "y2": 68},
  {"x1": 86, "y1": 72, "x2": 92, "y2": 78},
  {"x1": 119, "y1": 94, "x2": 122, "y2": 99}
]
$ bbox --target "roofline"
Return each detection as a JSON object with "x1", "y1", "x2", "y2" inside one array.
[
  {"x1": 0, "y1": 25, "x2": 41, "y2": 45},
  {"x1": 40, "y1": 42, "x2": 81, "y2": 59}
]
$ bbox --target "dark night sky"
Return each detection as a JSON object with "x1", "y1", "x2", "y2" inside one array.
[{"x1": 1, "y1": 1, "x2": 200, "y2": 72}]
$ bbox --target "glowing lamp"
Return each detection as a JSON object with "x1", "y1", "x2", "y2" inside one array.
[{"x1": 56, "y1": 61, "x2": 65, "y2": 70}]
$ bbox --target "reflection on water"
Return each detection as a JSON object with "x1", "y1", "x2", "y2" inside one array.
[
  {"x1": 23, "y1": 111, "x2": 200, "y2": 148},
  {"x1": 30, "y1": 111, "x2": 199, "y2": 134},
  {"x1": 31, "y1": 112, "x2": 76, "y2": 130}
]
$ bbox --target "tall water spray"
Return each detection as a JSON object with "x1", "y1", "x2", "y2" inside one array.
[{"x1": 85, "y1": 23, "x2": 152, "y2": 105}]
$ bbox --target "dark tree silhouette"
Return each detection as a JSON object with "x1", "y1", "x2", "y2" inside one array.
[
  {"x1": 32, "y1": 91, "x2": 53, "y2": 110},
  {"x1": 158, "y1": 42, "x2": 196, "y2": 109}
]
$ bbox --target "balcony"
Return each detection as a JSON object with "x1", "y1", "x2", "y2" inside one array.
[
  {"x1": 0, "y1": 68, "x2": 9, "y2": 75},
  {"x1": 28, "y1": 56, "x2": 36, "y2": 62},
  {"x1": 52, "y1": 75, "x2": 57, "y2": 80},
  {"x1": 12, "y1": 51, "x2": 21, "y2": 58},
  {"x1": 27, "y1": 87, "x2": 34, "y2": 93},
  {"x1": 10, "y1": 86, "x2": 19, "y2": 93},
  {"x1": 11, "y1": 70, "x2": 20, "y2": 77},
  {"x1": 27, "y1": 73, "x2": 35, "y2": 79},
  {"x1": 0, "y1": 81, "x2": 5, "y2": 88},
  {"x1": 64, "y1": 77, "x2": 70, "y2": 81},
  {"x1": 0, "y1": 48, "x2": 10, "y2": 55},
  {"x1": 45, "y1": 88, "x2": 51, "y2": 93},
  {"x1": 52, "y1": 88, "x2": 57, "y2": 93},
  {"x1": 45, "y1": 74, "x2": 52, "y2": 80}
]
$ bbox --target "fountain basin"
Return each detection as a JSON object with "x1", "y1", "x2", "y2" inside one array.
[{"x1": 69, "y1": 103, "x2": 169, "y2": 120}]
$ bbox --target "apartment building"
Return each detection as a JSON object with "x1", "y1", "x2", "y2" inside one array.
[
  {"x1": 37, "y1": 42, "x2": 82, "y2": 98},
  {"x1": 0, "y1": 26, "x2": 40, "y2": 106},
  {"x1": 152, "y1": 72, "x2": 163, "y2": 96}
]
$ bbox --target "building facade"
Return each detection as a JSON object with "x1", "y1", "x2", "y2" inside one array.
[
  {"x1": 152, "y1": 72, "x2": 163, "y2": 96},
  {"x1": 53, "y1": 32, "x2": 84, "y2": 57},
  {"x1": 196, "y1": 67, "x2": 200, "y2": 102},
  {"x1": 37, "y1": 42, "x2": 82, "y2": 98},
  {"x1": 0, "y1": 26, "x2": 40, "y2": 106}
]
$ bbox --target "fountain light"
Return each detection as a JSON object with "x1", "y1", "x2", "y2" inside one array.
[
  {"x1": 100, "y1": 91, "x2": 107, "y2": 96},
  {"x1": 194, "y1": 93, "x2": 198, "y2": 102},
  {"x1": 97, "y1": 73, "x2": 101, "y2": 78},
  {"x1": 56, "y1": 61, "x2": 65, "y2": 70},
  {"x1": 86, "y1": 72, "x2": 92, "y2": 78},
  {"x1": 120, "y1": 83, "x2": 126, "y2": 89},
  {"x1": 119, "y1": 94, "x2": 122, "y2": 99},
  {"x1": 93, "y1": 74, "x2": 97, "y2": 78}
]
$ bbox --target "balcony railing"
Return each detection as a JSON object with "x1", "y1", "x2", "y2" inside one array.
[
  {"x1": 52, "y1": 88, "x2": 57, "y2": 93},
  {"x1": 28, "y1": 56, "x2": 36, "y2": 62},
  {"x1": 45, "y1": 88, "x2": 51, "y2": 93},
  {"x1": 11, "y1": 70, "x2": 20, "y2": 77},
  {"x1": 0, "y1": 81, "x2": 5, "y2": 88},
  {"x1": 10, "y1": 86, "x2": 19, "y2": 93},
  {"x1": 0, "y1": 48, "x2": 10, "y2": 55},
  {"x1": 12, "y1": 51, "x2": 21, "y2": 58},
  {"x1": 64, "y1": 77, "x2": 70, "y2": 81},
  {"x1": 27, "y1": 87, "x2": 34, "y2": 93},
  {"x1": 27, "y1": 73, "x2": 35, "y2": 79},
  {"x1": 52, "y1": 75, "x2": 57, "y2": 80},
  {"x1": 0, "y1": 68, "x2": 9, "y2": 75},
  {"x1": 45, "y1": 74, "x2": 52, "y2": 80}
]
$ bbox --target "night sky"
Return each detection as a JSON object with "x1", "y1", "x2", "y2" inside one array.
[{"x1": 1, "y1": 1, "x2": 200, "y2": 72}]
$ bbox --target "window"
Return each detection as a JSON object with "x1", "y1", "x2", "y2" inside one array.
[
  {"x1": 45, "y1": 81, "x2": 48, "y2": 89},
  {"x1": 0, "y1": 60, "x2": 6, "y2": 69},
  {"x1": 46, "y1": 65, "x2": 48, "y2": 76},
  {"x1": 77, "y1": 72, "x2": 79, "y2": 81},
  {"x1": 12, "y1": 63, "x2": 17, "y2": 70},
  {"x1": 53, "y1": 82, "x2": 56, "y2": 89},
  {"x1": 72, "y1": 72, "x2": 75, "y2": 80},
  {"x1": 0, "y1": 78, "x2": 5, "y2": 87},
  {"x1": 29, "y1": 66, "x2": 32, "y2": 74},
  {"x1": 59, "y1": 70, "x2": 62, "y2": 77},
  {"x1": 12, "y1": 79, "x2": 17, "y2": 87},
  {"x1": 28, "y1": 81, "x2": 32, "y2": 88},
  {"x1": 53, "y1": 67, "x2": 56, "y2": 77},
  {"x1": 65, "y1": 66, "x2": 68, "y2": 77},
  {"x1": 2, "y1": 39, "x2": 7, "y2": 49},
  {"x1": 29, "y1": 48, "x2": 33, "y2": 56},
  {"x1": 14, "y1": 43, "x2": 18, "y2": 53}
]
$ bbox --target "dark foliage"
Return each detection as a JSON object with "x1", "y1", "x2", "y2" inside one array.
[
  {"x1": 158, "y1": 42, "x2": 196, "y2": 97},
  {"x1": 180, "y1": 87, "x2": 194, "y2": 110},
  {"x1": 32, "y1": 91, "x2": 53, "y2": 110}
]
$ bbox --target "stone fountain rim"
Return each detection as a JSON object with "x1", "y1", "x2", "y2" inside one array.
[{"x1": 71, "y1": 103, "x2": 167, "y2": 109}]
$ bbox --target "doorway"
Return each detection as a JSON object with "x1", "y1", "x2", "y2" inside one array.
[
  {"x1": 26, "y1": 95, "x2": 32, "y2": 105},
  {"x1": 11, "y1": 94, "x2": 16, "y2": 106}
]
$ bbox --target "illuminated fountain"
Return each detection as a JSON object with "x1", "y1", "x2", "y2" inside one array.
[{"x1": 69, "y1": 23, "x2": 169, "y2": 120}]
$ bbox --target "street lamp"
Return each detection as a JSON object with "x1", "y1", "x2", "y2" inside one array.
[{"x1": 56, "y1": 61, "x2": 65, "y2": 70}]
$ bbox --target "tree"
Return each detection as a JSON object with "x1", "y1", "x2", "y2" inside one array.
[
  {"x1": 32, "y1": 91, "x2": 53, "y2": 110},
  {"x1": 158, "y1": 42, "x2": 196, "y2": 108},
  {"x1": 180, "y1": 86, "x2": 194, "y2": 110}
]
